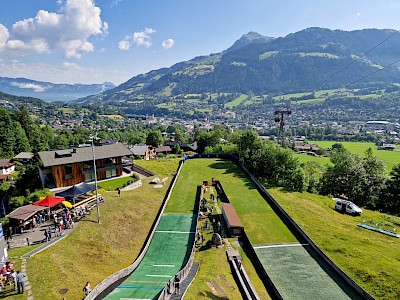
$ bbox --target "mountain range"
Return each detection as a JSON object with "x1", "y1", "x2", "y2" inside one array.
[
  {"x1": 0, "y1": 77, "x2": 115, "y2": 102},
  {"x1": 2, "y1": 27, "x2": 400, "y2": 106},
  {"x1": 78, "y1": 27, "x2": 400, "y2": 104}
]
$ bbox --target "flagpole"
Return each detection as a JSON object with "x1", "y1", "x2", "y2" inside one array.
[{"x1": 90, "y1": 134, "x2": 100, "y2": 224}]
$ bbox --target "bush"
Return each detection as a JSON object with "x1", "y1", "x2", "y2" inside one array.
[{"x1": 0, "y1": 217, "x2": 9, "y2": 226}]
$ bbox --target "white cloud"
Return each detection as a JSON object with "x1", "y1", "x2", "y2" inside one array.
[
  {"x1": 0, "y1": 24, "x2": 9, "y2": 47},
  {"x1": 11, "y1": 82, "x2": 47, "y2": 92},
  {"x1": 118, "y1": 39, "x2": 131, "y2": 51},
  {"x1": 162, "y1": 38, "x2": 174, "y2": 49},
  {"x1": 356, "y1": 12, "x2": 361, "y2": 17},
  {"x1": 132, "y1": 28, "x2": 155, "y2": 48},
  {"x1": 0, "y1": 0, "x2": 107, "y2": 58},
  {"x1": 118, "y1": 27, "x2": 156, "y2": 50}
]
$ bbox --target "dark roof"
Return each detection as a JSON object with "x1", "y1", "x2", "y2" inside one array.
[
  {"x1": 0, "y1": 159, "x2": 13, "y2": 168},
  {"x1": 164, "y1": 140, "x2": 179, "y2": 147},
  {"x1": 56, "y1": 182, "x2": 98, "y2": 198},
  {"x1": 155, "y1": 146, "x2": 172, "y2": 153},
  {"x1": 7, "y1": 204, "x2": 47, "y2": 221},
  {"x1": 38, "y1": 143, "x2": 133, "y2": 167},
  {"x1": 164, "y1": 141, "x2": 198, "y2": 151},
  {"x1": 100, "y1": 139, "x2": 119, "y2": 145},
  {"x1": 181, "y1": 141, "x2": 198, "y2": 151}
]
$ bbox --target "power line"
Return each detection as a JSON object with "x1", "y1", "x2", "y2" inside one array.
[
  {"x1": 345, "y1": 58, "x2": 400, "y2": 88},
  {"x1": 318, "y1": 29, "x2": 400, "y2": 89}
]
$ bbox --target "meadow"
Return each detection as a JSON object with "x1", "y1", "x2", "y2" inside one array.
[
  {"x1": 269, "y1": 189, "x2": 400, "y2": 299},
  {"x1": 225, "y1": 94, "x2": 248, "y2": 108},
  {"x1": 309, "y1": 141, "x2": 400, "y2": 171}
]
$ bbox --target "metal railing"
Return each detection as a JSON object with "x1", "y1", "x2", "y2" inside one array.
[
  {"x1": 85, "y1": 160, "x2": 184, "y2": 300},
  {"x1": 157, "y1": 187, "x2": 202, "y2": 299}
]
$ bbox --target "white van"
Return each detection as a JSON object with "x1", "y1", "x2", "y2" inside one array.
[{"x1": 333, "y1": 198, "x2": 362, "y2": 216}]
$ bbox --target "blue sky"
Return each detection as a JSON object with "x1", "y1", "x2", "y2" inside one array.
[{"x1": 0, "y1": 0, "x2": 399, "y2": 85}]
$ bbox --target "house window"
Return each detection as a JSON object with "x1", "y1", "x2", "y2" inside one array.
[
  {"x1": 106, "y1": 169, "x2": 117, "y2": 178},
  {"x1": 65, "y1": 165, "x2": 73, "y2": 180},
  {"x1": 85, "y1": 172, "x2": 95, "y2": 182}
]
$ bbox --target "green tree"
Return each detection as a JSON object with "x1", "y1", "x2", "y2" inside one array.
[
  {"x1": 173, "y1": 143, "x2": 181, "y2": 154},
  {"x1": 380, "y1": 164, "x2": 400, "y2": 215},
  {"x1": 146, "y1": 130, "x2": 163, "y2": 147},
  {"x1": 302, "y1": 161, "x2": 325, "y2": 193},
  {"x1": 320, "y1": 149, "x2": 386, "y2": 207},
  {"x1": 16, "y1": 104, "x2": 34, "y2": 140},
  {"x1": 13, "y1": 121, "x2": 31, "y2": 153},
  {"x1": 0, "y1": 108, "x2": 17, "y2": 157}
]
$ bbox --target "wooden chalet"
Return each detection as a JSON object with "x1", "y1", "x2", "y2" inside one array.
[{"x1": 38, "y1": 143, "x2": 133, "y2": 188}]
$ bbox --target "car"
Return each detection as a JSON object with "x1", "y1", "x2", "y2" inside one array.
[{"x1": 333, "y1": 198, "x2": 362, "y2": 216}]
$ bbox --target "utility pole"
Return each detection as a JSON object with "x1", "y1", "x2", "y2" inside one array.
[
  {"x1": 89, "y1": 134, "x2": 101, "y2": 224},
  {"x1": 274, "y1": 110, "x2": 291, "y2": 147}
]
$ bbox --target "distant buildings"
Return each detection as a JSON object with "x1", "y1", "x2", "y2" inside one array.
[{"x1": 0, "y1": 159, "x2": 15, "y2": 175}]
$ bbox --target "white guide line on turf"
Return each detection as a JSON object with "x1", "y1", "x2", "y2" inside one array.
[
  {"x1": 254, "y1": 243, "x2": 310, "y2": 249},
  {"x1": 153, "y1": 264, "x2": 175, "y2": 267},
  {"x1": 155, "y1": 230, "x2": 196, "y2": 234},
  {"x1": 146, "y1": 274, "x2": 173, "y2": 278}
]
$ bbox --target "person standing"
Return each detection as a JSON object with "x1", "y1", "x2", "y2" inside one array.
[
  {"x1": 16, "y1": 271, "x2": 25, "y2": 294},
  {"x1": 10, "y1": 270, "x2": 17, "y2": 290},
  {"x1": 83, "y1": 281, "x2": 92, "y2": 296},
  {"x1": 174, "y1": 275, "x2": 180, "y2": 295},
  {"x1": 8, "y1": 227, "x2": 13, "y2": 240}
]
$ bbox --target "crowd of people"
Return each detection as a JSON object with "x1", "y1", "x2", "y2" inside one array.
[
  {"x1": 3, "y1": 202, "x2": 95, "y2": 248},
  {"x1": 0, "y1": 262, "x2": 26, "y2": 294}
]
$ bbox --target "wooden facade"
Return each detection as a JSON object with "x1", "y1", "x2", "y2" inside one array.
[
  {"x1": 51, "y1": 157, "x2": 124, "y2": 188},
  {"x1": 52, "y1": 162, "x2": 85, "y2": 188}
]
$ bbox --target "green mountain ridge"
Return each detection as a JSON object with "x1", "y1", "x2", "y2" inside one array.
[{"x1": 77, "y1": 27, "x2": 400, "y2": 104}]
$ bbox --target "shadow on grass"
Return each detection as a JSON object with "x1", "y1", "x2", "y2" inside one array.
[
  {"x1": 197, "y1": 291, "x2": 227, "y2": 300},
  {"x1": 197, "y1": 241, "x2": 212, "y2": 252},
  {"x1": 192, "y1": 186, "x2": 201, "y2": 214},
  {"x1": 208, "y1": 160, "x2": 256, "y2": 191},
  {"x1": 0, "y1": 286, "x2": 19, "y2": 298}
]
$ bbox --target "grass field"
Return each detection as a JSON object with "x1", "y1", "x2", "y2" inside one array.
[
  {"x1": 309, "y1": 141, "x2": 400, "y2": 171},
  {"x1": 225, "y1": 94, "x2": 248, "y2": 108},
  {"x1": 23, "y1": 160, "x2": 180, "y2": 300},
  {"x1": 164, "y1": 159, "x2": 271, "y2": 299},
  {"x1": 294, "y1": 153, "x2": 332, "y2": 166},
  {"x1": 269, "y1": 189, "x2": 400, "y2": 300},
  {"x1": 100, "y1": 175, "x2": 137, "y2": 191}
]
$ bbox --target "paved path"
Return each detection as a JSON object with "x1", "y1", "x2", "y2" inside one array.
[
  {"x1": 8, "y1": 220, "x2": 77, "y2": 249},
  {"x1": 170, "y1": 262, "x2": 199, "y2": 300}
]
